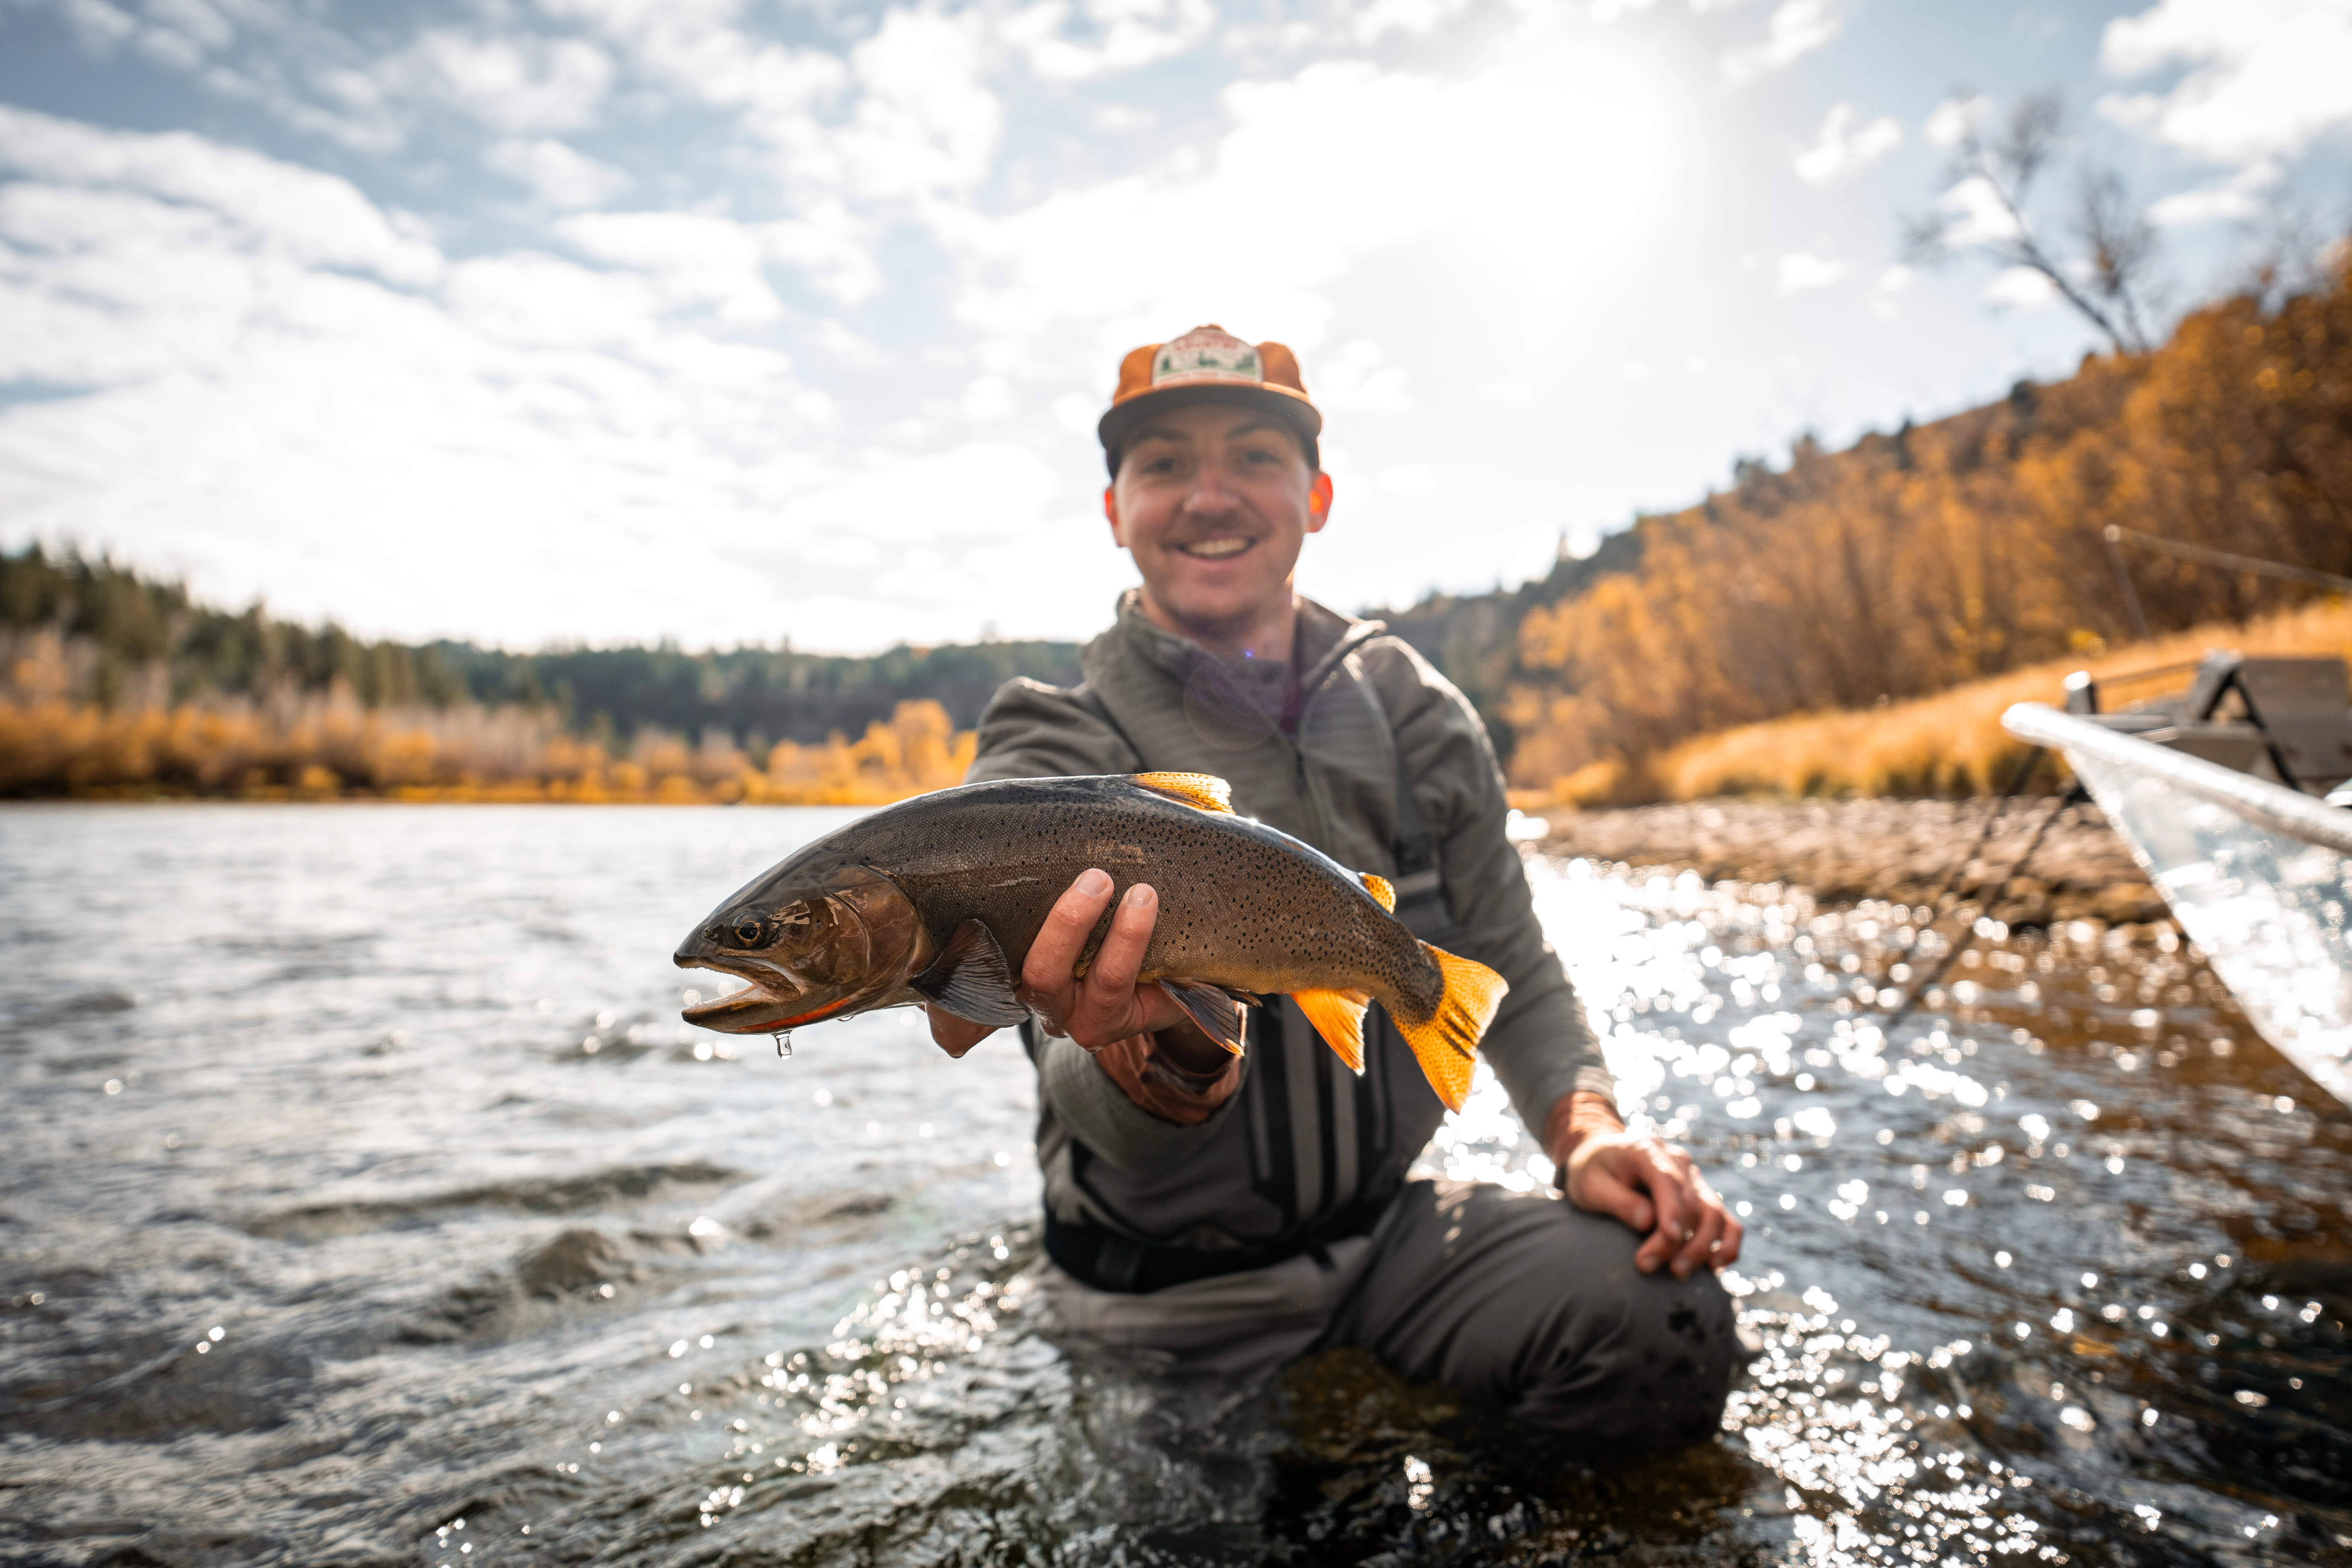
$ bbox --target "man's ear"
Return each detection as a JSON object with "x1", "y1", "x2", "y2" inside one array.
[
  {"x1": 1103, "y1": 484, "x2": 1124, "y2": 546},
  {"x1": 1305, "y1": 471, "x2": 1335, "y2": 535}
]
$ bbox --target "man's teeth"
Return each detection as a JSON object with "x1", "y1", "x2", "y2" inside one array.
[{"x1": 1182, "y1": 538, "x2": 1252, "y2": 558}]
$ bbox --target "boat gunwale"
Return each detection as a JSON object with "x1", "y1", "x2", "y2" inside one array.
[{"x1": 2003, "y1": 702, "x2": 2352, "y2": 857}]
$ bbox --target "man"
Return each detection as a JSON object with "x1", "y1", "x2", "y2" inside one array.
[{"x1": 926, "y1": 326, "x2": 1741, "y2": 1450}]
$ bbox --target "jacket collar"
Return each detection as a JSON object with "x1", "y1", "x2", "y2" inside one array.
[{"x1": 1102, "y1": 587, "x2": 1385, "y2": 701}]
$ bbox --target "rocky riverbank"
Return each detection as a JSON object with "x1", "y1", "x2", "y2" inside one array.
[{"x1": 1534, "y1": 796, "x2": 2172, "y2": 930}]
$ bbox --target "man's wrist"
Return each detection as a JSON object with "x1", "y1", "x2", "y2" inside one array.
[{"x1": 1543, "y1": 1090, "x2": 1625, "y2": 1171}]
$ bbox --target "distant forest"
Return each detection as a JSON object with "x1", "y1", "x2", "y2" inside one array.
[{"x1": 0, "y1": 548, "x2": 1082, "y2": 747}]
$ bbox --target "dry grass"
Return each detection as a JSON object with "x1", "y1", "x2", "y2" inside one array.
[
  {"x1": 0, "y1": 630, "x2": 976, "y2": 803},
  {"x1": 1549, "y1": 598, "x2": 2352, "y2": 804}
]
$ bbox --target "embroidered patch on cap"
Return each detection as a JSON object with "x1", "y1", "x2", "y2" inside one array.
[{"x1": 1153, "y1": 325, "x2": 1262, "y2": 387}]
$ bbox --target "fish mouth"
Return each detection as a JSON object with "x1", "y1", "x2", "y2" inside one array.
[{"x1": 676, "y1": 954, "x2": 833, "y2": 1033}]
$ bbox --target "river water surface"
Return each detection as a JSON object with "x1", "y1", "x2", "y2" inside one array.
[{"x1": 2, "y1": 804, "x2": 2346, "y2": 1567}]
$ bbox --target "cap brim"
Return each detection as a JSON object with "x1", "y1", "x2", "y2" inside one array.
[{"x1": 1097, "y1": 382, "x2": 1323, "y2": 460}]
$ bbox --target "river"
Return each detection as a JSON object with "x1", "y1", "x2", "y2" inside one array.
[{"x1": 1, "y1": 804, "x2": 2344, "y2": 1566}]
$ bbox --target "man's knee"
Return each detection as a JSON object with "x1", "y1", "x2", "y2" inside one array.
[{"x1": 1511, "y1": 1204, "x2": 1742, "y2": 1450}]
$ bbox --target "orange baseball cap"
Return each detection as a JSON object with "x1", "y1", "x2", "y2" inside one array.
[{"x1": 1098, "y1": 324, "x2": 1322, "y2": 477}]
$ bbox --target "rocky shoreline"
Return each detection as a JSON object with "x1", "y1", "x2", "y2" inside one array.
[{"x1": 1533, "y1": 796, "x2": 2172, "y2": 930}]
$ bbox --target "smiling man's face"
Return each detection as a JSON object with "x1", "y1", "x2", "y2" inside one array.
[{"x1": 1104, "y1": 401, "x2": 1334, "y2": 655}]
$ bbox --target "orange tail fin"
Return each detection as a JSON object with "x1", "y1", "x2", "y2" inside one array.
[
  {"x1": 1390, "y1": 944, "x2": 1509, "y2": 1112},
  {"x1": 1291, "y1": 987, "x2": 1371, "y2": 1073}
]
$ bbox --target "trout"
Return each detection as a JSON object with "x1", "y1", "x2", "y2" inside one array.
[{"x1": 672, "y1": 772, "x2": 1507, "y2": 1110}]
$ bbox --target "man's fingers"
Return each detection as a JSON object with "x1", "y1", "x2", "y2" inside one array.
[
  {"x1": 1575, "y1": 1164, "x2": 1654, "y2": 1237},
  {"x1": 1716, "y1": 1210, "x2": 1746, "y2": 1267},
  {"x1": 1022, "y1": 869, "x2": 1115, "y2": 995},
  {"x1": 1631, "y1": 1149, "x2": 1693, "y2": 1275},
  {"x1": 1671, "y1": 1193, "x2": 1727, "y2": 1279},
  {"x1": 1091, "y1": 883, "x2": 1156, "y2": 992},
  {"x1": 1068, "y1": 883, "x2": 1160, "y2": 1044}
]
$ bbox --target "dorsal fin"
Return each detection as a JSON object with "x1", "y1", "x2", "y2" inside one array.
[
  {"x1": 1131, "y1": 772, "x2": 1233, "y2": 814},
  {"x1": 1360, "y1": 873, "x2": 1395, "y2": 913}
]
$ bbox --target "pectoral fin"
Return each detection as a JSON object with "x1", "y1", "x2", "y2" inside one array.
[
  {"x1": 1292, "y1": 987, "x2": 1372, "y2": 1074},
  {"x1": 1131, "y1": 772, "x2": 1234, "y2": 813},
  {"x1": 908, "y1": 920, "x2": 1029, "y2": 1027},
  {"x1": 1158, "y1": 977, "x2": 1253, "y2": 1054}
]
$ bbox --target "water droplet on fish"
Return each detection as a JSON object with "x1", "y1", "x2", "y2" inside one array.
[{"x1": 775, "y1": 1032, "x2": 793, "y2": 1059}]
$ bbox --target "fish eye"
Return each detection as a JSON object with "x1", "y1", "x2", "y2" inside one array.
[{"x1": 728, "y1": 916, "x2": 766, "y2": 947}]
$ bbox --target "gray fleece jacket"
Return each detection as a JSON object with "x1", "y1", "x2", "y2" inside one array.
[{"x1": 969, "y1": 590, "x2": 1610, "y2": 1253}]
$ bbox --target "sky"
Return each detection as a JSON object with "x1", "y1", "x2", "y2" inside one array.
[{"x1": 1, "y1": 0, "x2": 2348, "y2": 653}]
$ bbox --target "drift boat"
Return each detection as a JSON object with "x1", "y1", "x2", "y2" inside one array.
[{"x1": 2004, "y1": 654, "x2": 2352, "y2": 1107}]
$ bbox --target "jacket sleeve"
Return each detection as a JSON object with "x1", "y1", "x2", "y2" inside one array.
[
  {"x1": 1367, "y1": 642, "x2": 1615, "y2": 1137},
  {"x1": 1033, "y1": 1029, "x2": 1250, "y2": 1172},
  {"x1": 964, "y1": 677, "x2": 1142, "y2": 783}
]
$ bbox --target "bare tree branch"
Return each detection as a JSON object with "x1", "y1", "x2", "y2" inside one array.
[
  {"x1": 1899, "y1": 90, "x2": 2161, "y2": 356},
  {"x1": 2076, "y1": 168, "x2": 2157, "y2": 352}
]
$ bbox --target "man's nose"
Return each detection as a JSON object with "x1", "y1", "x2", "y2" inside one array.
[{"x1": 1180, "y1": 464, "x2": 1242, "y2": 514}]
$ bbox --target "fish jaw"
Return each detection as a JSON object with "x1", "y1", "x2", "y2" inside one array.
[
  {"x1": 674, "y1": 864, "x2": 936, "y2": 1036},
  {"x1": 674, "y1": 953, "x2": 826, "y2": 1033}
]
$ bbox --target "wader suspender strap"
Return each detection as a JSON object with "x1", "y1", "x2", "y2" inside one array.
[{"x1": 1388, "y1": 737, "x2": 1455, "y2": 941}]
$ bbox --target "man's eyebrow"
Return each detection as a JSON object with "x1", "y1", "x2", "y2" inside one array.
[
  {"x1": 1130, "y1": 417, "x2": 1290, "y2": 446},
  {"x1": 1224, "y1": 419, "x2": 1289, "y2": 442}
]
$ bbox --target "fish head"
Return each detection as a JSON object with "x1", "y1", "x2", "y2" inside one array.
[{"x1": 674, "y1": 861, "x2": 929, "y2": 1034}]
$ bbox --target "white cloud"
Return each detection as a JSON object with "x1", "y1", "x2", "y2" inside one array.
[
  {"x1": 1350, "y1": 0, "x2": 1473, "y2": 46},
  {"x1": 41, "y1": 0, "x2": 134, "y2": 50},
  {"x1": 1002, "y1": 0, "x2": 1216, "y2": 80},
  {"x1": 1865, "y1": 263, "x2": 1910, "y2": 320},
  {"x1": 959, "y1": 374, "x2": 1017, "y2": 421},
  {"x1": 937, "y1": 43, "x2": 1672, "y2": 388},
  {"x1": 2148, "y1": 158, "x2": 2280, "y2": 225},
  {"x1": 2100, "y1": 0, "x2": 2352, "y2": 162},
  {"x1": 1924, "y1": 93, "x2": 1988, "y2": 150},
  {"x1": 556, "y1": 211, "x2": 786, "y2": 323},
  {"x1": 833, "y1": 9, "x2": 1000, "y2": 198},
  {"x1": 393, "y1": 29, "x2": 616, "y2": 134},
  {"x1": 1775, "y1": 250, "x2": 1846, "y2": 293},
  {"x1": 482, "y1": 137, "x2": 630, "y2": 209},
  {"x1": 1314, "y1": 339, "x2": 1413, "y2": 413},
  {"x1": 1932, "y1": 174, "x2": 2024, "y2": 246},
  {"x1": 147, "y1": 0, "x2": 233, "y2": 52},
  {"x1": 1722, "y1": 0, "x2": 1842, "y2": 85},
  {"x1": 553, "y1": 206, "x2": 880, "y2": 312},
  {"x1": 1793, "y1": 102, "x2": 1900, "y2": 185},
  {"x1": 1983, "y1": 266, "x2": 2057, "y2": 309},
  {"x1": 1373, "y1": 461, "x2": 1437, "y2": 499},
  {"x1": 0, "y1": 110, "x2": 969, "y2": 651},
  {"x1": 544, "y1": 0, "x2": 845, "y2": 152},
  {"x1": 0, "y1": 104, "x2": 439, "y2": 285},
  {"x1": 762, "y1": 203, "x2": 883, "y2": 306}
]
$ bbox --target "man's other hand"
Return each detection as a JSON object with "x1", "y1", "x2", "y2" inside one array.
[
  {"x1": 925, "y1": 868, "x2": 1189, "y2": 1058},
  {"x1": 1545, "y1": 1091, "x2": 1743, "y2": 1279}
]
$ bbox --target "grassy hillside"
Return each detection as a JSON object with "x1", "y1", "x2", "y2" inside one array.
[
  {"x1": 1633, "y1": 598, "x2": 2352, "y2": 804},
  {"x1": 1502, "y1": 258, "x2": 2352, "y2": 800}
]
